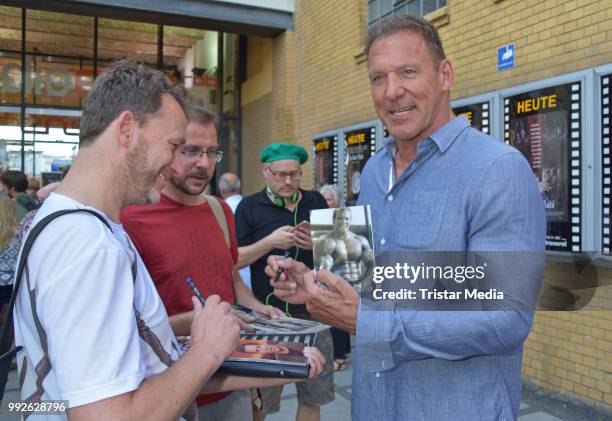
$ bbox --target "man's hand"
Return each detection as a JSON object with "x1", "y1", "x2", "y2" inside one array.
[
  {"x1": 190, "y1": 295, "x2": 240, "y2": 365},
  {"x1": 252, "y1": 304, "x2": 286, "y2": 319},
  {"x1": 293, "y1": 226, "x2": 313, "y2": 250},
  {"x1": 265, "y1": 255, "x2": 310, "y2": 305},
  {"x1": 303, "y1": 347, "x2": 325, "y2": 378},
  {"x1": 303, "y1": 270, "x2": 359, "y2": 334},
  {"x1": 266, "y1": 226, "x2": 296, "y2": 250},
  {"x1": 232, "y1": 309, "x2": 257, "y2": 332}
]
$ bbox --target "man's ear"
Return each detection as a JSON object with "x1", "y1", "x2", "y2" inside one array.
[
  {"x1": 116, "y1": 110, "x2": 136, "y2": 148},
  {"x1": 439, "y1": 58, "x2": 454, "y2": 92}
]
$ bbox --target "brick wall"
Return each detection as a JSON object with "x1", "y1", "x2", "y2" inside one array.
[
  {"x1": 524, "y1": 261, "x2": 612, "y2": 408},
  {"x1": 445, "y1": 0, "x2": 612, "y2": 98},
  {"x1": 241, "y1": 92, "x2": 272, "y2": 194}
]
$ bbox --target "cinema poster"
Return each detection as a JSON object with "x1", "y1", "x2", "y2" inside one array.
[
  {"x1": 453, "y1": 102, "x2": 490, "y2": 134},
  {"x1": 505, "y1": 82, "x2": 582, "y2": 252},
  {"x1": 312, "y1": 135, "x2": 338, "y2": 191},
  {"x1": 344, "y1": 126, "x2": 377, "y2": 206},
  {"x1": 601, "y1": 74, "x2": 611, "y2": 255}
]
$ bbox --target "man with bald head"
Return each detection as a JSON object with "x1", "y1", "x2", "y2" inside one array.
[
  {"x1": 218, "y1": 172, "x2": 251, "y2": 290},
  {"x1": 218, "y1": 172, "x2": 243, "y2": 212}
]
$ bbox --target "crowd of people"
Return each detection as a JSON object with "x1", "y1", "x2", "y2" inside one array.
[{"x1": 0, "y1": 13, "x2": 545, "y2": 421}]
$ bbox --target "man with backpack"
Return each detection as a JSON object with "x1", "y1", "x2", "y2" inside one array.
[{"x1": 8, "y1": 62, "x2": 323, "y2": 421}]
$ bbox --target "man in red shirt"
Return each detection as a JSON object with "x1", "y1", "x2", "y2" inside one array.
[{"x1": 122, "y1": 105, "x2": 284, "y2": 420}]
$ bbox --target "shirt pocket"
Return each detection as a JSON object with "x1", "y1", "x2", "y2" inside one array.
[{"x1": 394, "y1": 189, "x2": 449, "y2": 250}]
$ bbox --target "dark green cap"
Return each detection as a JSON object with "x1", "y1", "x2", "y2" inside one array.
[{"x1": 260, "y1": 143, "x2": 308, "y2": 164}]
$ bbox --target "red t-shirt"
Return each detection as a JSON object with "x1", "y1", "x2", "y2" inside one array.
[{"x1": 121, "y1": 193, "x2": 237, "y2": 406}]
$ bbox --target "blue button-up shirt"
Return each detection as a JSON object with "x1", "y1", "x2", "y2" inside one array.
[{"x1": 353, "y1": 116, "x2": 546, "y2": 420}]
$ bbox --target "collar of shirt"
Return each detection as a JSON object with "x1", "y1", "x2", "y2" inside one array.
[{"x1": 381, "y1": 116, "x2": 471, "y2": 189}]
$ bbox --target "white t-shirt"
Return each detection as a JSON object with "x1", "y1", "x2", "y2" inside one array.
[{"x1": 14, "y1": 193, "x2": 182, "y2": 417}]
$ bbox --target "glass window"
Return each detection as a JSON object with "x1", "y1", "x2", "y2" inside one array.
[
  {"x1": 0, "y1": 52, "x2": 23, "y2": 105},
  {"x1": 23, "y1": 56, "x2": 94, "y2": 108},
  {"x1": 368, "y1": 0, "x2": 446, "y2": 23},
  {"x1": 0, "y1": 6, "x2": 22, "y2": 105},
  {"x1": 5, "y1": 108, "x2": 80, "y2": 176}
]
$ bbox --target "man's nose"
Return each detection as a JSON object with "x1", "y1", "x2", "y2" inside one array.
[
  {"x1": 385, "y1": 71, "x2": 404, "y2": 100},
  {"x1": 195, "y1": 153, "x2": 212, "y2": 169}
]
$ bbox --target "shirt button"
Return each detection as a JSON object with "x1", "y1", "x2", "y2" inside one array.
[
  {"x1": 380, "y1": 238, "x2": 386, "y2": 245},
  {"x1": 388, "y1": 195, "x2": 393, "y2": 202},
  {"x1": 375, "y1": 372, "x2": 381, "y2": 378}
]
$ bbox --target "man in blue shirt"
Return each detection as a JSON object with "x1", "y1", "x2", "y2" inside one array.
[{"x1": 268, "y1": 14, "x2": 545, "y2": 421}]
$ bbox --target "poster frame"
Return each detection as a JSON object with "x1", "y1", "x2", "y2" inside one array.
[
  {"x1": 311, "y1": 130, "x2": 340, "y2": 194},
  {"x1": 451, "y1": 92, "x2": 501, "y2": 142},
  {"x1": 594, "y1": 63, "x2": 612, "y2": 263},
  {"x1": 339, "y1": 119, "x2": 383, "y2": 207},
  {"x1": 499, "y1": 69, "x2": 593, "y2": 257}
]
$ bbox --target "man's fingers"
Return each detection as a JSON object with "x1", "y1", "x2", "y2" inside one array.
[
  {"x1": 304, "y1": 348, "x2": 324, "y2": 377},
  {"x1": 270, "y1": 276, "x2": 297, "y2": 291},
  {"x1": 274, "y1": 288, "x2": 296, "y2": 300},
  {"x1": 262, "y1": 306, "x2": 285, "y2": 319},
  {"x1": 192, "y1": 296, "x2": 203, "y2": 318},
  {"x1": 294, "y1": 229, "x2": 308, "y2": 240},
  {"x1": 207, "y1": 294, "x2": 222, "y2": 306},
  {"x1": 233, "y1": 310, "x2": 256, "y2": 323},
  {"x1": 234, "y1": 315, "x2": 255, "y2": 332},
  {"x1": 315, "y1": 269, "x2": 343, "y2": 290},
  {"x1": 303, "y1": 270, "x2": 321, "y2": 296}
]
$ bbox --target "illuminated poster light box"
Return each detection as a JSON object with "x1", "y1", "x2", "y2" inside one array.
[
  {"x1": 453, "y1": 102, "x2": 491, "y2": 134},
  {"x1": 343, "y1": 126, "x2": 377, "y2": 206},
  {"x1": 504, "y1": 82, "x2": 582, "y2": 253},
  {"x1": 601, "y1": 74, "x2": 611, "y2": 255},
  {"x1": 312, "y1": 134, "x2": 339, "y2": 191}
]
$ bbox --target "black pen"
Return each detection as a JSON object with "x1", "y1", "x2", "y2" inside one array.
[
  {"x1": 186, "y1": 277, "x2": 206, "y2": 305},
  {"x1": 273, "y1": 250, "x2": 291, "y2": 282}
]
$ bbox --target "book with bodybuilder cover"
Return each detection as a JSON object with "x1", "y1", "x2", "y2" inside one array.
[
  {"x1": 311, "y1": 205, "x2": 375, "y2": 292},
  {"x1": 176, "y1": 332, "x2": 317, "y2": 378}
]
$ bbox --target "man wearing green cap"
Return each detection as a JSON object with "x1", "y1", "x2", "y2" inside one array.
[{"x1": 234, "y1": 142, "x2": 334, "y2": 421}]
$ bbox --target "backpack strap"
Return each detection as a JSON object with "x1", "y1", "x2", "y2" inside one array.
[
  {"x1": 203, "y1": 195, "x2": 230, "y2": 248},
  {"x1": 0, "y1": 209, "x2": 110, "y2": 397}
]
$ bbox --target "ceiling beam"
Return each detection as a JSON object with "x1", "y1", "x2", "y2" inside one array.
[{"x1": 0, "y1": 0, "x2": 292, "y2": 37}]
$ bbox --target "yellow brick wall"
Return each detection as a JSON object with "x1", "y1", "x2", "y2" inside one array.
[
  {"x1": 292, "y1": 0, "x2": 375, "y2": 188},
  {"x1": 239, "y1": 0, "x2": 612, "y2": 407},
  {"x1": 445, "y1": 0, "x2": 612, "y2": 98},
  {"x1": 241, "y1": 92, "x2": 272, "y2": 194},
  {"x1": 524, "y1": 261, "x2": 612, "y2": 408}
]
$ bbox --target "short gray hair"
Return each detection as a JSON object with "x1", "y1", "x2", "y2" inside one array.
[
  {"x1": 320, "y1": 184, "x2": 340, "y2": 202},
  {"x1": 187, "y1": 105, "x2": 220, "y2": 131},
  {"x1": 79, "y1": 60, "x2": 188, "y2": 146},
  {"x1": 365, "y1": 14, "x2": 446, "y2": 65},
  {"x1": 218, "y1": 173, "x2": 241, "y2": 194}
]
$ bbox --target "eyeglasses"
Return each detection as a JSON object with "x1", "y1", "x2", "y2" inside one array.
[
  {"x1": 180, "y1": 147, "x2": 224, "y2": 163},
  {"x1": 267, "y1": 167, "x2": 302, "y2": 182}
]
